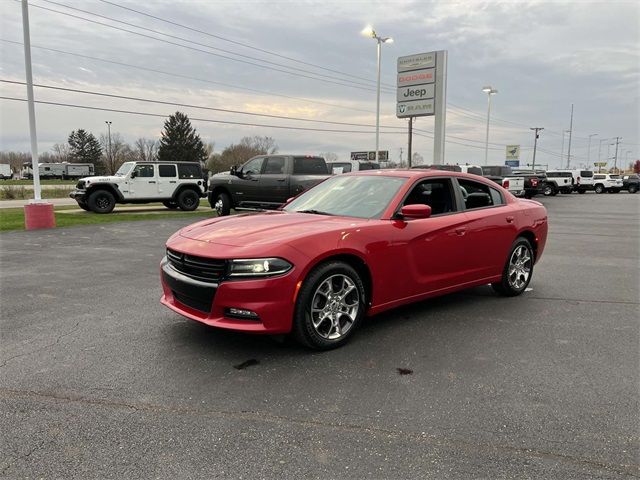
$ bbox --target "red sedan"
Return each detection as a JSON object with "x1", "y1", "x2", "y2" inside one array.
[{"x1": 161, "y1": 170, "x2": 548, "y2": 349}]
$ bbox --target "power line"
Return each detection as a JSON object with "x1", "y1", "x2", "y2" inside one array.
[
  {"x1": 26, "y1": 1, "x2": 390, "y2": 94},
  {"x1": 39, "y1": 0, "x2": 388, "y2": 92},
  {"x1": 0, "y1": 79, "x2": 519, "y2": 148},
  {"x1": 96, "y1": 0, "x2": 398, "y2": 90},
  {"x1": 0, "y1": 39, "x2": 375, "y2": 114}
]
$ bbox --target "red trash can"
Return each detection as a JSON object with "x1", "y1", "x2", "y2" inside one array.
[{"x1": 24, "y1": 202, "x2": 56, "y2": 230}]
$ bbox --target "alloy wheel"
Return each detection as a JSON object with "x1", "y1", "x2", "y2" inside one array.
[
  {"x1": 507, "y1": 245, "x2": 532, "y2": 290},
  {"x1": 214, "y1": 199, "x2": 224, "y2": 215},
  {"x1": 310, "y1": 274, "x2": 360, "y2": 340}
]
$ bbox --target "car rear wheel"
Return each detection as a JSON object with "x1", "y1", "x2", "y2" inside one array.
[
  {"x1": 629, "y1": 185, "x2": 638, "y2": 194},
  {"x1": 492, "y1": 237, "x2": 534, "y2": 297},
  {"x1": 177, "y1": 189, "x2": 199, "y2": 211},
  {"x1": 213, "y1": 192, "x2": 231, "y2": 216},
  {"x1": 87, "y1": 190, "x2": 115, "y2": 214},
  {"x1": 542, "y1": 184, "x2": 554, "y2": 196},
  {"x1": 293, "y1": 261, "x2": 365, "y2": 350},
  {"x1": 163, "y1": 201, "x2": 179, "y2": 209},
  {"x1": 594, "y1": 184, "x2": 605, "y2": 194}
]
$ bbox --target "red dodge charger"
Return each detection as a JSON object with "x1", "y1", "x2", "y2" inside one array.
[{"x1": 161, "y1": 170, "x2": 548, "y2": 349}]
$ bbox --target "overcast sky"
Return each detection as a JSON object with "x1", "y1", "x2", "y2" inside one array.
[{"x1": 1, "y1": 0, "x2": 638, "y2": 169}]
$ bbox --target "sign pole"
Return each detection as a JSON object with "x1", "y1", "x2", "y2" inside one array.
[
  {"x1": 433, "y1": 50, "x2": 447, "y2": 165},
  {"x1": 408, "y1": 118, "x2": 413, "y2": 167},
  {"x1": 21, "y1": 0, "x2": 42, "y2": 201}
]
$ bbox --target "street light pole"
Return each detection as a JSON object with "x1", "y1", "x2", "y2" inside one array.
[
  {"x1": 105, "y1": 121, "x2": 112, "y2": 167},
  {"x1": 361, "y1": 26, "x2": 393, "y2": 161},
  {"x1": 530, "y1": 127, "x2": 543, "y2": 172},
  {"x1": 566, "y1": 104, "x2": 574, "y2": 168},
  {"x1": 482, "y1": 86, "x2": 497, "y2": 165},
  {"x1": 586, "y1": 133, "x2": 597, "y2": 168}
]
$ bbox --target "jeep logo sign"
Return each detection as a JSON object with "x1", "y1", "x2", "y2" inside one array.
[{"x1": 396, "y1": 84, "x2": 435, "y2": 102}]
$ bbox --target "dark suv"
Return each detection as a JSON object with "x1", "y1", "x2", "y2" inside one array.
[{"x1": 622, "y1": 175, "x2": 639, "y2": 193}]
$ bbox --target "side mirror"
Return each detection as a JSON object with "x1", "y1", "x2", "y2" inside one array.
[
  {"x1": 130, "y1": 170, "x2": 138, "y2": 179},
  {"x1": 400, "y1": 204, "x2": 432, "y2": 219},
  {"x1": 230, "y1": 165, "x2": 238, "y2": 176}
]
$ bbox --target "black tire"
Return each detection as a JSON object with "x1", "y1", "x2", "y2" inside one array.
[
  {"x1": 629, "y1": 185, "x2": 638, "y2": 194},
  {"x1": 213, "y1": 191, "x2": 231, "y2": 216},
  {"x1": 292, "y1": 261, "x2": 366, "y2": 350},
  {"x1": 77, "y1": 200, "x2": 90, "y2": 211},
  {"x1": 87, "y1": 189, "x2": 116, "y2": 214},
  {"x1": 542, "y1": 184, "x2": 554, "y2": 196},
  {"x1": 491, "y1": 237, "x2": 534, "y2": 297},
  {"x1": 578, "y1": 189, "x2": 586, "y2": 194},
  {"x1": 594, "y1": 184, "x2": 605, "y2": 194},
  {"x1": 176, "y1": 189, "x2": 199, "y2": 211},
  {"x1": 163, "y1": 201, "x2": 179, "y2": 209},
  {"x1": 612, "y1": 189, "x2": 620, "y2": 194}
]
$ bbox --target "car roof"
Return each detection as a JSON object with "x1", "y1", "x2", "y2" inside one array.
[{"x1": 343, "y1": 168, "x2": 484, "y2": 179}]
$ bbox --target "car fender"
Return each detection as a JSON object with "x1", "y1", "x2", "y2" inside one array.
[{"x1": 86, "y1": 182, "x2": 125, "y2": 202}]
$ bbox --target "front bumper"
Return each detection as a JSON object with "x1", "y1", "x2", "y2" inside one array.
[
  {"x1": 160, "y1": 257, "x2": 297, "y2": 334},
  {"x1": 69, "y1": 189, "x2": 87, "y2": 200}
]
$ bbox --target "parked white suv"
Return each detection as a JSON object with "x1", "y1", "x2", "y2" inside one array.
[
  {"x1": 70, "y1": 161, "x2": 206, "y2": 213},
  {"x1": 592, "y1": 173, "x2": 623, "y2": 194},
  {"x1": 543, "y1": 170, "x2": 574, "y2": 195}
]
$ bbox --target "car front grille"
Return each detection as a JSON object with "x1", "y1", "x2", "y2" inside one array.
[{"x1": 166, "y1": 248, "x2": 227, "y2": 283}]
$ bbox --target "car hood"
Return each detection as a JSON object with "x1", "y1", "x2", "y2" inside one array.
[
  {"x1": 80, "y1": 175, "x2": 123, "y2": 184},
  {"x1": 179, "y1": 211, "x2": 369, "y2": 246}
]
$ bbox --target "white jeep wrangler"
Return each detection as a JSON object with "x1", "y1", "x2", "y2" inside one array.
[{"x1": 70, "y1": 161, "x2": 206, "y2": 213}]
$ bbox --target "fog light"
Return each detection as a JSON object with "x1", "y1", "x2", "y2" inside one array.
[{"x1": 225, "y1": 307, "x2": 260, "y2": 320}]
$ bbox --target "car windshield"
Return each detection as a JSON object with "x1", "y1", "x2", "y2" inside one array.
[
  {"x1": 284, "y1": 175, "x2": 406, "y2": 219},
  {"x1": 115, "y1": 162, "x2": 134, "y2": 176}
]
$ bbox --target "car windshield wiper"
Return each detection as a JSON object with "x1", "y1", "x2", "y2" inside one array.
[{"x1": 296, "y1": 209, "x2": 334, "y2": 216}]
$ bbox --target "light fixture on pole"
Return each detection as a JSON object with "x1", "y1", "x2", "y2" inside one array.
[
  {"x1": 361, "y1": 25, "x2": 393, "y2": 161},
  {"x1": 482, "y1": 86, "x2": 497, "y2": 165},
  {"x1": 586, "y1": 133, "x2": 597, "y2": 166}
]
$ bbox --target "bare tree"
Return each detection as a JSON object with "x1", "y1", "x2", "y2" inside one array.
[
  {"x1": 240, "y1": 136, "x2": 278, "y2": 154},
  {"x1": 100, "y1": 133, "x2": 134, "y2": 174},
  {"x1": 52, "y1": 143, "x2": 71, "y2": 162},
  {"x1": 134, "y1": 138, "x2": 157, "y2": 162},
  {"x1": 0, "y1": 151, "x2": 30, "y2": 174}
]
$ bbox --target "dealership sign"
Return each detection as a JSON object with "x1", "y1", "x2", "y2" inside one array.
[
  {"x1": 397, "y1": 99, "x2": 434, "y2": 117},
  {"x1": 351, "y1": 151, "x2": 388, "y2": 161},
  {"x1": 397, "y1": 84, "x2": 435, "y2": 102},
  {"x1": 397, "y1": 52, "x2": 436, "y2": 72},
  {"x1": 506, "y1": 145, "x2": 520, "y2": 160}
]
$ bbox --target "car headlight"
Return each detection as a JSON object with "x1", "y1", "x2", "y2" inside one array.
[{"x1": 229, "y1": 258, "x2": 292, "y2": 277}]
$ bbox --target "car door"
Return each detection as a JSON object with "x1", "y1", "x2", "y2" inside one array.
[
  {"x1": 128, "y1": 164, "x2": 159, "y2": 198},
  {"x1": 232, "y1": 157, "x2": 265, "y2": 204},
  {"x1": 389, "y1": 177, "x2": 470, "y2": 297},
  {"x1": 157, "y1": 164, "x2": 178, "y2": 197},
  {"x1": 258, "y1": 156, "x2": 289, "y2": 205},
  {"x1": 455, "y1": 178, "x2": 517, "y2": 281}
]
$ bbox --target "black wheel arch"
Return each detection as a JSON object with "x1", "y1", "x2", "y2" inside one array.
[
  {"x1": 517, "y1": 230, "x2": 538, "y2": 261},
  {"x1": 86, "y1": 183, "x2": 124, "y2": 202},
  {"x1": 209, "y1": 186, "x2": 234, "y2": 207},
  {"x1": 172, "y1": 184, "x2": 203, "y2": 201}
]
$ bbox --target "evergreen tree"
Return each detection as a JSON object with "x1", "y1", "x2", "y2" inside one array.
[
  {"x1": 67, "y1": 129, "x2": 102, "y2": 164},
  {"x1": 157, "y1": 111, "x2": 207, "y2": 163}
]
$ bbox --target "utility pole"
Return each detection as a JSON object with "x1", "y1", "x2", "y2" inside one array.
[
  {"x1": 407, "y1": 117, "x2": 413, "y2": 168},
  {"x1": 399, "y1": 147, "x2": 403, "y2": 168},
  {"x1": 105, "y1": 121, "x2": 112, "y2": 168},
  {"x1": 566, "y1": 104, "x2": 574, "y2": 168},
  {"x1": 587, "y1": 133, "x2": 597, "y2": 167},
  {"x1": 530, "y1": 127, "x2": 543, "y2": 172},
  {"x1": 561, "y1": 130, "x2": 569, "y2": 167},
  {"x1": 613, "y1": 137, "x2": 621, "y2": 172}
]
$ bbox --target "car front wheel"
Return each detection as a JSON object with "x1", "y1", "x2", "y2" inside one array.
[
  {"x1": 492, "y1": 237, "x2": 534, "y2": 297},
  {"x1": 594, "y1": 184, "x2": 605, "y2": 194},
  {"x1": 177, "y1": 189, "x2": 199, "y2": 211},
  {"x1": 629, "y1": 185, "x2": 638, "y2": 194},
  {"x1": 87, "y1": 190, "x2": 116, "y2": 214},
  {"x1": 293, "y1": 261, "x2": 365, "y2": 350},
  {"x1": 542, "y1": 184, "x2": 554, "y2": 196},
  {"x1": 213, "y1": 192, "x2": 231, "y2": 216}
]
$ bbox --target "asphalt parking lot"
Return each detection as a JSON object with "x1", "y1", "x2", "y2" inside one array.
[{"x1": 1, "y1": 192, "x2": 638, "y2": 479}]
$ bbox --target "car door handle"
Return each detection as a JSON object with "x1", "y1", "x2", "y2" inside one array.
[
  {"x1": 506, "y1": 216, "x2": 515, "y2": 223},
  {"x1": 455, "y1": 227, "x2": 466, "y2": 236},
  {"x1": 169, "y1": 181, "x2": 176, "y2": 183},
  {"x1": 276, "y1": 178, "x2": 286, "y2": 182},
  {"x1": 148, "y1": 181, "x2": 156, "y2": 184}
]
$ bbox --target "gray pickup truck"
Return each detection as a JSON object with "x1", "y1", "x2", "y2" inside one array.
[{"x1": 208, "y1": 154, "x2": 330, "y2": 215}]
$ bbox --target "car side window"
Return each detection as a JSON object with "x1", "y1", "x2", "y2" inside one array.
[
  {"x1": 263, "y1": 157, "x2": 285, "y2": 175},
  {"x1": 457, "y1": 179, "x2": 497, "y2": 210},
  {"x1": 134, "y1": 164, "x2": 154, "y2": 178},
  {"x1": 158, "y1": 164, "x2": 176, "y2": 177},
  {"x1": 489, "y1": 187, "x2": 504, "y2": 205},
  {"x1": 402, "y1": 179, "x2": 455, "y2": 216},
  {"x1": 242, "y1": 157, "x2": 264, "y2": 176}
]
